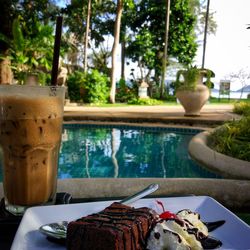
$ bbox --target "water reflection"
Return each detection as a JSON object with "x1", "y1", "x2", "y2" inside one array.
[{"x1": 58, "y1": 126, "x2": 220, "y2": 179}]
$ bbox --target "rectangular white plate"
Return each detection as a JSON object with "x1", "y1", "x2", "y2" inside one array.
[{"x1": 11, "y1": 196, "x2": 250, "y2": 250}]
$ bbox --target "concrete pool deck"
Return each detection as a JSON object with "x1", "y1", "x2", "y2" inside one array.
[
  {"x1": 1, "y1": 103, "x2": 249, "y2": 211},
  {"x1": 64, "y1": 103, "x2": 239, "y2": 127}
]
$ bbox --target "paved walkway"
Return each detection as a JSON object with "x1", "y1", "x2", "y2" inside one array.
[{"x1": 64, "y1": 103, "x2": 239, "y2": 127}]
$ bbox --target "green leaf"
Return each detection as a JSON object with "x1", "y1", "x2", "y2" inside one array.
[
  {"x1": 12, "y1": 19, "x2": 24, "y2": 51},
  {"x1": 31, "y1": 57, "x2": 39, "y2": 67},
  {"x1": 0, "y1": 32, "x2": 11, "y2": 45}
]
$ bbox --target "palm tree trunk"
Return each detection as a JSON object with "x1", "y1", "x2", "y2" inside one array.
[
  {"x1": 202, "y1": 0, "x2": 210, "y2": 68},
  {"x1": 83, "y1": 0, "x2": 92, "y2": 73},
  {"x1": 110, "y1": 0, "x2": 123, "y2": 104},
  {"x1": 160, "y1": 0, "x2": 171, "y2": 98},
  {"x1": 121, "y1": 41, "x2": 125, "y2": 79}
]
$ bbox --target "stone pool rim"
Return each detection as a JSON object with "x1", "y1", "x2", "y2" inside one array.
[
  {"x1": 0, "y1": 178, "x2": 250, "y2": 210},
  {"x1": 188, "y1": 130, "x2": 250, "y2": 180},
  {"x1": 63, "y1": 120, "x2": 208, "y2": 132}
]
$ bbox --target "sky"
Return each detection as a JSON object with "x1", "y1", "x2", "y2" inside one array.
[{"x1": 194, "y1": 0, "x2": 250, "y2": 90}]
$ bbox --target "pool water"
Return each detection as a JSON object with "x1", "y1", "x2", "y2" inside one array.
[
  {"x1": 0, "y1": 124, "x2": 220, "y2": 181},
  {"x1": 57, "y1": 124, "x2": 220, "y2": 179}
]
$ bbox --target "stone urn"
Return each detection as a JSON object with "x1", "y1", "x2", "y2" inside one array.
[{"x1": 176, "y1": 68, "x2": 214, "y2": 116}]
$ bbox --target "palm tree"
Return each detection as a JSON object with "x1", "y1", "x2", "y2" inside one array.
[
  {"x1": 202, "y1": 0, "x2": 210, "y2": 68},
  {"x1": 160, "y1": 0, "x2": 171, "y2": 98},
  {"x1": 110, "y1": 0, "x2": 123, "y2": 104},
  {"x1": 83, "y1": 0, "x2": 92, "y2": 72},
  {"x1": 90, "y1": 44, "x2": 111, "y2": 75}
]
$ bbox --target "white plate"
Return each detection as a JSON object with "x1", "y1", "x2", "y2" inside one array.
[{"x1": 11, "y1": 196, "x2": 250, "y2": 250}]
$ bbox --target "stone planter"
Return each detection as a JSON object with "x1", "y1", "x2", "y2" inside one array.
[
  {"x1": 176, "y1": 84, "x2": 210, "y2": 116},
  {"x1": 175, "y1": 68, "x2": 214, "y2": 116},
  {"x1": 188, "y1": 130, "x2": 250, "y2": 180},
  {"x1": 25, "y1": 73, "x2": 39, "y2": 86}
]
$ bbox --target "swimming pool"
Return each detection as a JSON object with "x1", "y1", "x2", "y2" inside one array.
[
  {"x1": 0, "y1": 124, "x2": 220, "y2": 181},
  {"x1": 58, "y1": 124, "x2": 220, "y2": 179}
]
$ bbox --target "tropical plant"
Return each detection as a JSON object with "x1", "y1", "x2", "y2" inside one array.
[
  {"x1": 209, "y1": 99, "x2": 250, "y2": 162},
  {"x1": 0, "y1": 0, "x2": 59, "y2": 53},
  {"x1": 115, "y1": 78, "x2": 137, "y2": 103},
  {"x1": 83, "y1": 69, "x2": 110, "y2": 104},
  {"x1": 233, "y1": 102, "x2": 250, "y2": 116},
  {"x1": 208, "y1": 116, "x2": 250, "y2": 162},
  {"x1": 0, "y1": 18, "x2": 55, "y2": 84},
  {"x1": 89, "y1": 44, "x2": 111, "y2": 76},
  {"x1": 67, "y1": 71, "x2": 85, "y2": 102},
  {"x1": 175, "y1": 66, "x2": 215, "y2": 91},
  {"x1": 67, "y1": 70, "x2": 110, "y2": 104}
]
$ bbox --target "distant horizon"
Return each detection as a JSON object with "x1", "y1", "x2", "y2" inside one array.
[
  {"x1": 212, "y1": 86, "x2": 250, "y2": 92},
  {"x1": 210, "y1": 89, "x2": 250, "y2": 99}
]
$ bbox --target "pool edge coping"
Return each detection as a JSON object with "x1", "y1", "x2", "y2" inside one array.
[{"x1": 1, "y1": 178, "x2": 250, "y2": 211}]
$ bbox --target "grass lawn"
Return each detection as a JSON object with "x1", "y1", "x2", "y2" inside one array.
[
  {"x1": 209, "y1": 97, "x2": 250, "y2": 104},
  {"x1": 236, "y1": 212, "x2": 250, "y2": 225},
  {"x1": 87, "y1": 102, "x2": 181, "y2": 107},
  {"x1": 80, "y1": 98, "x2": 250, "y2": 107}
]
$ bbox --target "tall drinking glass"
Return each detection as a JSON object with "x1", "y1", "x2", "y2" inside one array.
[{"x1": 0, "y1": 85, "x2": 65, "y2": 215}]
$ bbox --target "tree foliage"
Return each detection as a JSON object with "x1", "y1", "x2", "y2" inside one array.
[
  {"x1": 0, "y1": 0, "x2": 59, "y2": 54},
  {"x1": 63, "y1": 0, "x2": 115, "y2": 50},
  {"x1": 0, "y1": 0, "x2": 217, "y2": 103},
  {"x1": 126, "y1": 0, "x2": 198, "y2": 77},
  {"x1": 0, "y1": 0, "x2": 61, "y2": 84},
  {"x1": 0, "y1": 17, "x2": 55, "y2": 84}
]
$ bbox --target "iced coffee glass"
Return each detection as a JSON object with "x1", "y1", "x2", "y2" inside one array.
[{"x1": 0, "y1": 85, "x2": 65, "y2": 215}]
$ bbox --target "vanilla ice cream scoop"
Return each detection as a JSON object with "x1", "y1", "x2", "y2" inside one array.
[
  {"x1": 147, "y1": 214, "x2": 222, "y2": 250},
  {"x1": 147, "y1": 220, "x2": 191, "y2": 250},
  {"x1": 177, "y1": 209, "x2": 208, "y2": 236}
]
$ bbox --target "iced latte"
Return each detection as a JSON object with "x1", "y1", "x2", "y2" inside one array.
[{"x1": 0, "y1": 85, "x2": 65, "y2": 215}]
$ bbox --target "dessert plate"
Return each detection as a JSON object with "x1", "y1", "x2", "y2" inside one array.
[{"x1": 11, "y1": 196, "x2": 250, "y2": 250}]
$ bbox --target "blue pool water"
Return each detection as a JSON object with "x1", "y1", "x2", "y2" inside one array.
[
  {"x1": 0, "y1": 124, "x2": 220, "y2": 180},
  {"x1": 57, "y1": 124, "x2": 220, "y2": 179}
]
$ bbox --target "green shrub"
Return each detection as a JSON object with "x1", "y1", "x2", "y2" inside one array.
[
  {"x1": 67, "y1": 71, "x2": 85, "y2": 102},
  {"x1": 67, "y1": 70, "x2": 110, "y2": 103},
  {"x1": 116, "y1": 79, "x2": 137, "y2": 103},
  {"x1": 233, "y1": 102, "x2": 250, "y2": 116},
  {"x1": 83, "y1": 70, "x2": 110, "y2": 104},
  {"x1": 38, "y1": 72, "x2": 51, "y2": 86},
  {"x1": 209, "y1": 116, "x2": 250, "y2": 162}
]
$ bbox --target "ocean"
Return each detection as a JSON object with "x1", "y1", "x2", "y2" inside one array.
[{"x1": 211, "y1": 89, "x2": 250, "y2": 99}]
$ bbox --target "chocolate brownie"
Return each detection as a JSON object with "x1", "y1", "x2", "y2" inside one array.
[{"x1": 66, "y1": 202, "x2": 158, "y2": 250}]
